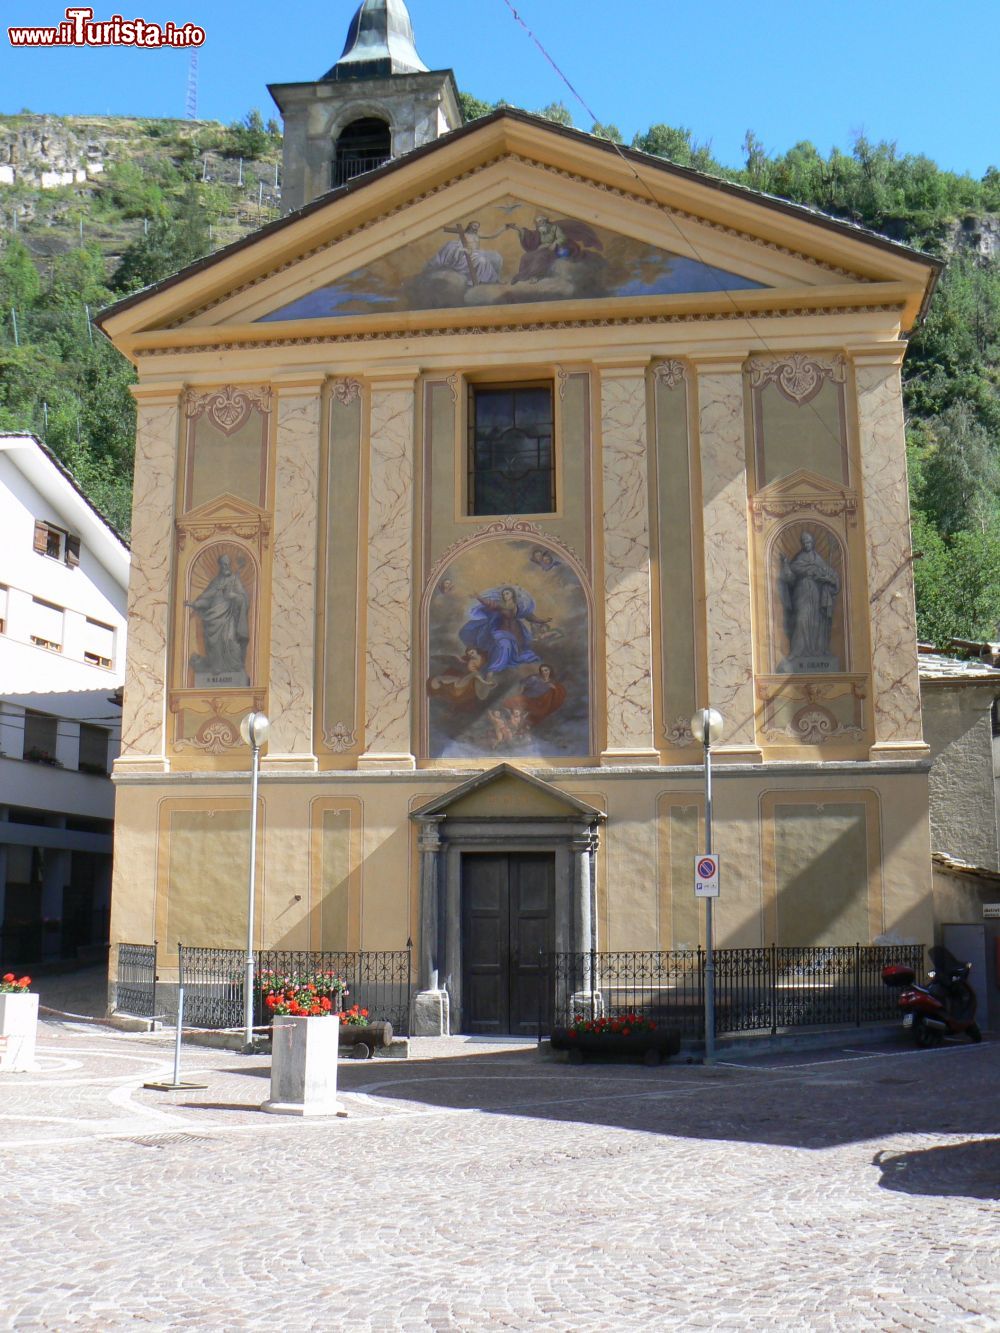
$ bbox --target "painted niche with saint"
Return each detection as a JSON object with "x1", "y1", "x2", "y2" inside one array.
[
  {"x1": 185, "y1": 547, "x2": 254, "y2": 687},
  {"x1": 775, "y1": 528, "x2": 843, "y2": 674},
  {"x1": 426, "y1": 539, "x2": 591, "y2": 759}
]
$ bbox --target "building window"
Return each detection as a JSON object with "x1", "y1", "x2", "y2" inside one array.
[
  {"x1": 468, "y1": 383, "x2": 555, "y2": 516},
  {"x1": 78, "y1": 724, "x2": 109, "y2": 776},
  {"x1": 32, "y1": 521, "x2": 80, "y2": 566},
  {"x1": 83, "y1": 617, "x2": 115, "y2": 670},
  {"x1": 331, "y1": 117, "x2": 391, "y2": 189},
  {"x1": 29, "y1": 597, "x2": 63, "y2": 653},
  {"x1": 23, "y1": 711, "x2": 60, "y2": 766}
]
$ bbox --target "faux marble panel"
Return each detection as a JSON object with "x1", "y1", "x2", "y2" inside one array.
[
  {"x1": 121, "y1": 400, "x2": 177, "y2": 757},
  {"x1": 696, "y1": 367, "x2": 757, "y2": 743},
  {"x1": 600, "y1": 370, "x2": 656, "y2": 754},
  {"x1": 855, "y1": 361, "x2": 923, "y2": 743},
  {"x1": 364, "y1": 384, "x2": 416, "y2": 756},
  {"x1": 268, "y1": 391, "x2": 321, "y2": 756}
]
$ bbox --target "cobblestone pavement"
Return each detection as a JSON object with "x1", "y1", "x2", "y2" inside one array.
[{"x1": 1, "y1": 1009, "x2": 998, "y2": 1331}]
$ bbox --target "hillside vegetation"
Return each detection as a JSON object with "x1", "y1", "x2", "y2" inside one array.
[{"x1": 1, "y1": 103, "x2": 999, "y2": 644}]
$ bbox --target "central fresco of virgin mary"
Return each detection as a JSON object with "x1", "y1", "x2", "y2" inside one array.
[
  {"x1": 259, "y1": 195, "x2": 763, "y2": 321},
  {"x1": 426, "y1": 538, "x2": 591, "y2": 759}
]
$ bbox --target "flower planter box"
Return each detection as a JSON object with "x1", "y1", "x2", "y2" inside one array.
[
  {"x1": 339, "y1": 1020, "x2": 393, "y2": 1060},
  {"x1": 0, "y1": 992, "x2": 40, "y2": 1073},
  {"x1": 261, "y1": 1014, "x2": 343, "y2": 1117},
  {"x1": 550, "y1": 1025, "x2": 681, "y2": 1066}
]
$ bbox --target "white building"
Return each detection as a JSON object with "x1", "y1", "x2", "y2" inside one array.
[{"x1": 0, "y1": 434, "x2": 129, "y2": 967}]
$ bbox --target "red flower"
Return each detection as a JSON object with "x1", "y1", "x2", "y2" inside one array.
[
  {"x1": 320, "y1": 996, "x2": 332, "y2": 1011},
  {"x1": 18, "y1": 977, "x2": 30, "y2": 989},
  {"x1": 2, "y1": 974, "x2": 13, "y2": 983}
]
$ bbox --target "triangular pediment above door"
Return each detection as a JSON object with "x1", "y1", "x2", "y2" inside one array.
[{"x1": 412, "y1": 763, "x2": 604, "y2": 822}]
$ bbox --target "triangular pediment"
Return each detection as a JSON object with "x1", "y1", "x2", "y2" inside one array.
[
  {"x1": 97, "y1": 110, "x2": 940, "y2": 350},
  {"x1": 756, "y1": 469, "x2": 855, "y2": 502},
  {"x1": 180, "y1": 492, "x2": 266, "y2": 524},
  {"x1": 254, "y1": 193, "x2": 766, "y2": 323},
  {"x1": 411, "y1": 763, "x2": 603, "y2": 822}
]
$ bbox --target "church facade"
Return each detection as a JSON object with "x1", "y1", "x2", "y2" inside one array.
[{"x1": 99, "y1": 13, "x2": 941, "y2": 1033}]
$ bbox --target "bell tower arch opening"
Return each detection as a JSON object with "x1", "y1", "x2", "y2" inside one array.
[{"x1": 332, "y1": 115, "x2": 393, "y2": 189}]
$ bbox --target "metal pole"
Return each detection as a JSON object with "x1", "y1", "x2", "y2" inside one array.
[
  {"x1": 173, "y1": 976, "x2": 185, "y2": 1085},
  {"x1": 244, "y1": 738, "x2": 260, "y2": 1047},
  {"x1": 703, "y1": 729, "x2": 716, "y2": 1064}
]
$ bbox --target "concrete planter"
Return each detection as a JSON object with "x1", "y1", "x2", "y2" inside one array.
[
  {"x1": 262, "y1": 1015, "x2": 342, "y2": 1117},
  {"x1": 0, "y1": 992, "x2": 40, "y2": 1073}
]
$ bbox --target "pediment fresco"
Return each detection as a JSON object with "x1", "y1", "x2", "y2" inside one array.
[{"x1": 257, "y1": 194, "x2": 765, "y2": 321}]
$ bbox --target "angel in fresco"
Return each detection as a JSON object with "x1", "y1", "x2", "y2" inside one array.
[
  {"x1": 425, "y1": 220, "x2": 506, "y2": 286},
  {"x1": 505, "y1": 663, "x2": 567, "y2": 725},
  {"x1": 185, "y1": 553, "x2": 250, "y2": 675},
  {"x1": 458, "y1": 585, "x2": 552, "y2": 676},
  {"x1": 506, "y1": 215, "x2": 603, "y2": 284},
  {"x1": 427, "y1": 646, "x2": 496, "y2": 709}
]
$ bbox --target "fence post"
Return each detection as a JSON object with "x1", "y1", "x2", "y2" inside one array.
[
  {"x1": 537, "y1": 947, "x2": 544, "y2": 1046},
  {"x1": 406, "y1": 937, "x2": 413, "y2": 1037},
  {"x1": 854, "y1": 942, "x2": 861, "y2": 1027},
  {"x1": 770, "y1": 942, "x2": 777, "y2": 1036},
  {"x1": 152, "y1": 939, "x2": 159, "y2": 1028}
]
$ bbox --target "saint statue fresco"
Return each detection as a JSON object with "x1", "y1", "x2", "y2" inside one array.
[
  {"x1": 186, "y1": 552, "x2": 251, "y2": 685},
  {"x1": 777, "y1": 531, "x2": 841, "y2": 673}
]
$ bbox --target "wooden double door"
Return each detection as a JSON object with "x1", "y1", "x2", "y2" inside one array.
[{"x1": 461, "y1": 852, "x2": 554, "y2": 1035}]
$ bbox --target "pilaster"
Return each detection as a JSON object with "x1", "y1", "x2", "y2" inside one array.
[
  {"x1": 262, "y1": 377, "x2": 323, "y2": 772},
  {"x1": 115, "y1": 387, "x2": 179, "y2": 776},
  {"x1": 598, "y1": 364, "x2": 659, "y2": 765},
  {"x1": 692, "y1": 357, "x2": 762, "y2": 760},
  {"x1": 359, "y1": 373, "x2": 418, "y2": 770},
  {"x1": 852, "y1": 347, "x2": 928, "y2": 759}
]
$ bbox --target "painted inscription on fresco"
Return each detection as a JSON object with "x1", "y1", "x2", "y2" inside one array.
[
  {"x1": 426, "y1": 538, "x2": 590, "y2": 759},
  {"x1": 258, "y1": 195, "x2": 764, "y2": 321}
]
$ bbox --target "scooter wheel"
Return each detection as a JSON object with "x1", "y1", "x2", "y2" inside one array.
[
  {"x1": 967, "y1": 1023, "x2": 982, "y2": 1044},
  {"x1": 915, "y1": 1020, "x2": 937, "y2": 1048}
]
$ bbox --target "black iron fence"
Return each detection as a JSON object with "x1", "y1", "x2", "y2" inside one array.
[
  {"x1": 544, "y1": 944, "x2": 924, "y2": 1040},
  {"x1": 114, "y1": 942, "x2": 158, "y2": 1019},
  {"x1": 156, "y1": 944, "x2": 414, "y2": 1034}
]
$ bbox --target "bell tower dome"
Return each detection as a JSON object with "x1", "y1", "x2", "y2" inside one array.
[{"x1": 269, "y1": 0, "x2": 462, "y2": 213}]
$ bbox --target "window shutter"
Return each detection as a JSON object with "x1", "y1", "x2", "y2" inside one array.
[
  {"x1": 65, "y1": 534, "x2": 81, "y2": 567},
  {"x1": 33, "y1": 521, "x2": 48, "y2": 554}
]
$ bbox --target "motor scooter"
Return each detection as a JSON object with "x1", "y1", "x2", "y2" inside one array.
[{"x1": 882, "y1": 945, "x2": 982, "y2": 1047}]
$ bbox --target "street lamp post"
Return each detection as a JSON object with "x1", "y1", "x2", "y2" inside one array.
[
  {"x1": 691, "y1": 707, "x2": 724, "y2": 1065},
  {"x1": 239, "y1": 710, "x2": 269, "y2": 1049}
]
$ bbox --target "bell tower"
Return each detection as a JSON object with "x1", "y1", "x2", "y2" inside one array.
[{"x1": 269, "y1": 0, "x2": 462, "y2": 213}]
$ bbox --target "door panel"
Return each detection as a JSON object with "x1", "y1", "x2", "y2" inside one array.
[{"x1": 461, "y1": 852, "x2": 554, "y2": 1035}]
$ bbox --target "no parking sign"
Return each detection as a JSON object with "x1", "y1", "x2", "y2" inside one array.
[{"x1": 694, "y1": 854, "x2": 720, "y2": 898}]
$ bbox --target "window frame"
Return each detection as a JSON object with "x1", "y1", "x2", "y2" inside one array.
[{"x1": 465, "y1": 378, "x2": 558, "y2": 519}]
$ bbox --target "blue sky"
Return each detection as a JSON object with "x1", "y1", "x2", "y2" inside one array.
[{"x1": 2, "y1": 0, "x2": 997, "y2": 177}]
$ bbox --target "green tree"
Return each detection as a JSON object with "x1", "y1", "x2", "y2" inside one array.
[
  {"x1": 536, "y1": 101, "x2": 573, "y2": 127},
  {"x1": 591, "y1": 121, "x2": 623, "y2": 144},
  {"x1": 458, "y1": 90, "x2": 495, "y2": 123},
  {"x1": 224, "y1": 108, "x2": 270, "y2": 160}
]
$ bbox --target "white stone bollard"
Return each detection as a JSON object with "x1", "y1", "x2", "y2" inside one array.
[
  {"x1": 261, "y1": 1015, "x2": 344, "y2": 1117},
  {"x1": 0, "y1": 992, "x2": 40, "y2": 1073}
]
